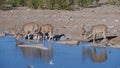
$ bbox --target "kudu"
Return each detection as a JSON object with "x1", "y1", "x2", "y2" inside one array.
[
  {"x1": 82, "y1": 24, "x2": 108, "y2": 44},
  {"x1": 39, "y1": 24, "x2": 54, "y2": 41},
  {"x1": 15, "y1": 22, "x2": 40, "y2": 41}
]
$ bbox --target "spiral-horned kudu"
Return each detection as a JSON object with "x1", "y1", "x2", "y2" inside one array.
[
  {"x1": 82, "y1": 24, "x2": 108, "y2": 44},
  {"x1": 39, "y1": 24, "x2": 54, "y2": 41},
  {"x1": 14, "y1": 22, "x2": 40, "y2": 42},
  {"x1": 14, "y1": 23, "x2": 54, "y2": 43}
]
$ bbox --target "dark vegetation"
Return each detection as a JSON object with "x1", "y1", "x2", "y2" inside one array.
[{"x1": 0, "y1": 0, "x2": 120, "y2": 10}]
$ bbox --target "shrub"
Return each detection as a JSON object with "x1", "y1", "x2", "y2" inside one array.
[
  {"x1": 0, "y1": 0, "x2": 100, "y2": 10},
  {"x1": 54, "y1": 0, "x2": 71, "y2": 10},
  {"x1": 19, "y1": 0, "x2": 25, "y2": 6},
  {"x1": 108, "y1": 0, "x2": 120, "y2": 6},
  {"x1": 77, "y1": 0, "x2": 99, "y2": 7},
  {"x1": 0, "y1": 0, "x2": 6, "y2": 9},
  {"x1": 10, "y1": 0, "x2": 20, "y2": 7},
  {"x1": 25, "y1": 0, "x2": 53, "y2": 9}
]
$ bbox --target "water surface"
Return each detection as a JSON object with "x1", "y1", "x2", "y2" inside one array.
[{"x1": 0, "y1": 35, "x2": 120, "y2": 68}]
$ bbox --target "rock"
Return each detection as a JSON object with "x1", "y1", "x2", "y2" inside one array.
[
  {"x1": 114, "y1": 19, "x2": 119, "y2": 22},
  {"x1": 28, "y1": 64, "x2": 34, "y2": 68},
  {"x1": 18, "y1": 44, "x2": 48, "y2": 50},
  {"x1": 27, "y1": 9, "x2": 31, "y2": 11},
  {"x1": 108, "y1": 36, "x2": 120, "y2": 45},
  {"x1": 108, "y1": 25, "x2": 114, "y2": 29},
  {"x1": 110, "y1": 44, "x2": 120, "y2": 49},
  {"x1": 102, "y1": 19, "x2": 107, "y2": 22},
  {"x1": 49, "y1": 60, "x2": 54, "y2": 65},
  {"x1": 0, "y1": 32, "x2": 5, "y2": 37},
  {"x1": 57, "y1": 40, "x2": 80, "y2": 45}
]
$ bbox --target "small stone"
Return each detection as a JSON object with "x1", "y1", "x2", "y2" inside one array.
[
  {"x1": 102, "y1": 19, "x2": 106, "y2": 22},
  {"x1": 27, "y1": 9, "x2": 30, "y2": 11},
  {"x1": 28, "y1": 64, "x2": 34, "y2": 68},
  {"x1": 114, "y1": 19, "x2": 119, "y2": 22},
  {"x1": 49, "y1": 60, "x2": 54, "y2": 65}
]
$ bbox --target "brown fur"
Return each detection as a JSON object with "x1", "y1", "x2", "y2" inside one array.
[
  {"x1": 40, "y1": 24, "x2": 54, "y2": 40},
  {"x1": 82, "y1": 24, "x2": 107, "y2": 44},
  {"x1": 15, "y1": 22, "x2": 39, "y2": 41}
]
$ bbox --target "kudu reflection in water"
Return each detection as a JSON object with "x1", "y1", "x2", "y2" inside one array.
[
  {"x1": 20, "y1": 46, "x2": 53, "y2": 61},
  {"x1": 82, "y1": 47, "x2": 107, "y2": 63}
]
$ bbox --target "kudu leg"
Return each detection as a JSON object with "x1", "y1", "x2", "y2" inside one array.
[
  {"x1": 102, "y1": 32, "x2": 107, "y2": 42},
  {"x1": 27, "y1": 33, "x2": 30, "y2": 41},
  {"x1": 48, "y1": 32, "x2": 53, "y2": 41},
  {"x1": 36, "y1": 34, "x2": 40, "y2": 43},
  {"x1": 93, "y1": 34, "x2": 96, "y2": 44}
]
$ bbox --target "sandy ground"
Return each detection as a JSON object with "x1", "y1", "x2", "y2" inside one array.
[{"x1": 0, "y1": 3, "x2": 120, "y2": 41}]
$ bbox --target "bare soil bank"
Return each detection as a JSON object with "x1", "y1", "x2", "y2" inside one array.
[{"x1": 0, "y1": 5, "x2": 120, "y2": 41}]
